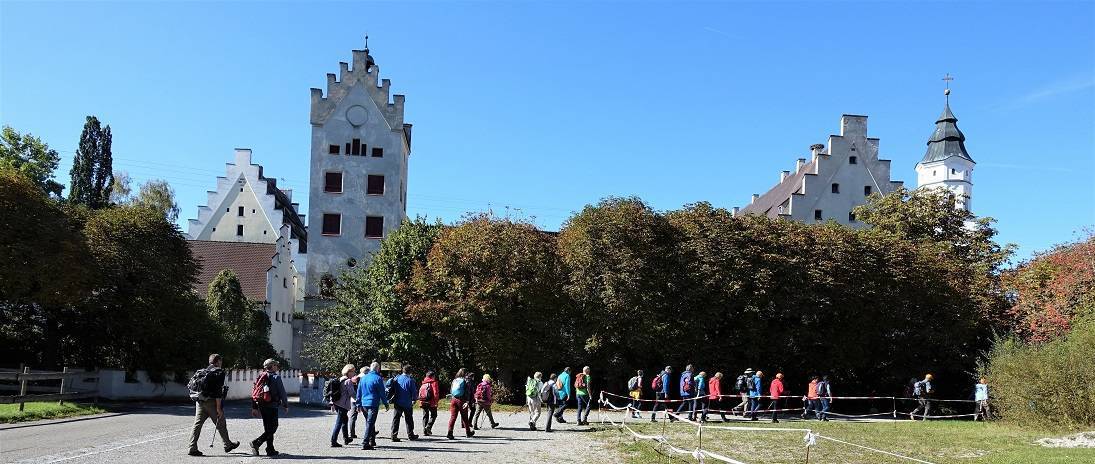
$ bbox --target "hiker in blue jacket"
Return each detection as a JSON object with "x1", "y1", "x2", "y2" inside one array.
[
  {"x1": 390, "y1": 365, "x2": 419, "y2": 442},
  {"x1": 674, "y1": 364, "x2": 696, "y2": 420},
  {"x1": 651, "y1": 366, "x2": 674, "y2": 423},
  {"x1": 356, "y1": 362, "x2": 389, "y2": 450},
  {"x1": 748, "y1": 370, "x2": 764, "y2": 421},
  {"x1": 553, "y1": 367, "x2": 573, "y2": 423}
]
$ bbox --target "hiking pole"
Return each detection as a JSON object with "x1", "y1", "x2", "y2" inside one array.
[{"x1": 210, "y1": 413, "x2": 219, "y2": 448}]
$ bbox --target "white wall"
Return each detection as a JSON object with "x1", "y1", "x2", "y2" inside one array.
[{"x1": 74, "y1": 369, "x2": 302, "y2": 401}]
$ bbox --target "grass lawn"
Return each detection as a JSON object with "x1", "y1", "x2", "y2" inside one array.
[
  {"x1": 594, "y1": 414, "x2": 1095, "y2": 463},
  {"x1": 0, "y1": 401, "x2": 106, "y2": 424}
]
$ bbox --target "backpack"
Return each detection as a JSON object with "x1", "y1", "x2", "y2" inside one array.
[
  {"x1": 575, "y1": 373, "x2": 587, "y2": 389},
  {"x1": 555, "y1": 378, "x2": 564, "y2": 391},
  {"x1": 682, "y1": 374, "x2": 693, "y2": 394},
  {"x1": 419, "y1": 381, "x2": 434, "y2": 403},
  {"x1": 627, "y1": 376, "x2": 639, "y2": 391},
  {"x1": 251, "y1": 371, "x2": 271, "y2": 405},
  {"x1": 913, "y1": 380, "x2": 926, "y2": 397},
  {"x1": 540, "y1": 381, "x2": 554, "y2": 402},
  {"x1": 385, "y1": 378, "x2": 396, "y2": 402},
  {"x1": 817, "y1": 381, "x2": 830, "y2": 397},
  {"x1": 324, "y1": 378, "x2": 342, "y2": 403},
  {"x1": 735, "y1": 375, "x2": 750, "y2": 393},
  {"x1": 187, "y1": 368, "x2": 213, "y2": 401},
  {"x1": 525, "y1": 377, "x2": 538, "y2": 397},
  {"x1": 651, "y1": 375, "x2": 663, "y2": 391}
]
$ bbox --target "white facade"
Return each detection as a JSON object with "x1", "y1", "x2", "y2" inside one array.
[
  {"x1": 739, "y1": 114, "x2": 903, "y2": 227},
  {"x1": 305, "y1": 45, "x2": 411, "y2": 295},
  {"x1": 915, "y1": 100, "x2": 975, "y2": 212},
  {"x1": 265, "y1": 224, "x2": 305, "y2": 362}
]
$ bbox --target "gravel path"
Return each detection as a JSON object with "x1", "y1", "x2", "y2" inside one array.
[{"x1": 1, "y1": 400, "x2": 617, "y2": 463}]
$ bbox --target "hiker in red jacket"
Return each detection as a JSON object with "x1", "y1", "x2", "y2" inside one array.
[
  {"x1": 418, "y1": 370, "x2": 441, "y2": 436},
  {"x1": 769, "y1": 373, "x2": 785, "y2": 423},
  {"x1": 708, "y1": 372, "x2": 727, "y2": 422}
]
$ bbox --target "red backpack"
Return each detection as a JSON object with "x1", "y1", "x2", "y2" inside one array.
[
  {"x1": 682, "y1": 375, "x2": 693, "y2": 394},
  {"x1": 474, "y1": 382, "x2": 490, "y2": 402},
  {"x1": 418, "y1": 381, "x2": 434, "y2": 403},
  {"x1": 251, "y1": 371, "x2": 272, "y2": 404},
  {"x1": 651, "y1": 375, "x2": 663, "y2": 391},
  {"x1": 575, "y1": 373, "x2": 587, "y2": 389}
]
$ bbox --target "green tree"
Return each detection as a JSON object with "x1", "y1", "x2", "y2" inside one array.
[
  {"x1": 135, "y1": 179, "x2": 180, "y2": 222},
  {"x1": 109, "y1": 170, "x2": 132, "y2": 204},
  {"x1": 206, "y1": 269, "x2": 277, "y2": 368},
  {"x1": 68, "y1": 116, "x2": 113, "y2": 209},
  {"x1": 0, "y1": 125, "x2": 64, "y2": 198}
]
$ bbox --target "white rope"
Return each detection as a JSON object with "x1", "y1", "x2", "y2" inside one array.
[{"x1": 814, "y1": 434, "x2": 938, "y2": 464}]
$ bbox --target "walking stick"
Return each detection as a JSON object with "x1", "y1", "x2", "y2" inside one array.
[{"x1": 210, "y1": 413, "x2": 220, "y2": 448}]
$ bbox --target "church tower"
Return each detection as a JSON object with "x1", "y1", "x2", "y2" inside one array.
[
  {"x1": 915, "y1": 80, "x2": 975, "y2": 211},
  {"x1": 305, "y1": 38, "x2": 412, "y2": 295}
]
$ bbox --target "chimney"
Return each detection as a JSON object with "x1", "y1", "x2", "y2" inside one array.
[
  {"x1": 796, "y1": 158, "x2": 806, "y2": 171},
  {"x1": 810, "y1": 144, "x2": 825, "y2": 156},
  {"x1": 732, "y1": 207, "x2": 740, "y2": 216},
  {"x1": 751, "y1": 194, "x2": 760, "y2": 204},
  {"x1": 780, "y1": 170, "x2": 790, "y2": 182}
]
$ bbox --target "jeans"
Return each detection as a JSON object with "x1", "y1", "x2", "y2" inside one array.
[
  {"x1": 189, "y1": 399, "x2": 231, "y2": 451},
  {"x1": 447, "y1": 398, "x2": 472, "y2": 436},
  {"x1": 700, "y1": 397, "x2": 711, "y2": 421},
  {"x1": 391, "y1": 404, "x2": 414, "y2": 437},
  {"x1": 421, "y1": 404, "x2": 438, "y2": 434},
  {"x1": 253, "y1": 407, "x2": 279, "y2": 452},
  {"x1": 554, "y1": 395, "x2": 569, "y2": 420},
  {"x1": 675, "y1": 395, "x2": 695, "y2": 419},
  {"x1": 330, "y1": 406, "x2": 349, "y2": 444},
  {"x1": 818, "y1": 398, "x2": 830, "y2": 420},
  {"x1": 803, "y1": 399, "x2": 818, "y2": 418},
  {"x1": 527, "y1": 396, "x2": 542, "y2": 425},
  {"x1": 748, "y1": 396, "x2": 761, "y2": 418},
  {"x1": 360, "y1": 406, "x2": 379, "y2": 448},
  {"x1": 576, "y1": 395, "x2": 592, "y2": 423},
  {"x1": 349, "y1": 402, "x2": 360, "y2": 436}
]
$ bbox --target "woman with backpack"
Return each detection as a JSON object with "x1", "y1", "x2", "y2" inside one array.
[
  {"x1": 328, "y1": 364, "x2": 357, "y2": 447},
  {"x1": 463, "y1": 371, "x2": 477, "y2": 427},
  {"x1": 540, "y1": 373, "x2": 559, "y2": 432},
  {"x1": 650, "y1": 366, "x2": 672, "y2": 423},
  {"x1": 446, "y1": 368, "x2": 474, "y2": 439},
  {"x1": 627, "y1": 370, "x2": 643, "y2": 419},
  {"x1": 473, "y1": 374, "x2": 500, "y2": 430},
  {"x1": 418, "y1": 370, "x2": 440, "y2": 436},
  {"x1": 526, "y1": 372, "x2": 544, "y2": 430}
]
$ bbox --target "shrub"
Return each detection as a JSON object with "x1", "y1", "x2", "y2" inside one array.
[{"x1": 984, "y1": 318, "x2": 1095, "y2": 427}]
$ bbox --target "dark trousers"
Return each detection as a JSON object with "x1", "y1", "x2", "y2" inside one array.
[
  {"x1": 700, "y1": 397, "x2": 712, "y2": 421},
  {"x1": 675, "y1": 395, "x2": 695, "y2": 419},
  {"x1": 447, "y1": 398, "x2": 471, "y2": 436},
  {"x1": 818, "y1": 398, "x2": 830, "y2": 420},
  {"x1": 652, "y1": 392, "x2": 668, "y2": 420},
  {"x1": 473, "y1": 403, "x2": 495, "y2": 428},
  {"x1": 748, "y1": 397, "x2": 761, "y2": 418},
  {"x1": 421, "y1": 405, "x2": 438, "y2": 434},
  {"x1": 361, "y1": 406, "x2": 379, "y2": 448},
  {"x1": 545, "y1": 401, "x2": 557, "y2": 431},
  {"x1": 576, "y1": 395, "x2": 592, "y2": 423},
  {"x1": 770, "y1": 398, "x2": 781, "y2": 420},
  {"x1": 330, "y1": 406, "x2": 349, "y2": 444},
  {"x1": 253, "y1": 407, "x2": 279, "y2": 451},
  {"x1": 392, "y1": 404, "x2": 414, "y2": 437},
  {"x1": 349, "y1": 403, "x2": 360, "y2": 436},
  {"x1": 803, "y1": 399, "x2": 818, "y2": 418},
  {"x1": 554, "y1": 396, "x2": 568, "y2": 419}
]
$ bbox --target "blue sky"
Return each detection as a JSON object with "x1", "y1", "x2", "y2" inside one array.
[{"x1": 2, "y1": 1, "x2": 1092, "y2": 261}]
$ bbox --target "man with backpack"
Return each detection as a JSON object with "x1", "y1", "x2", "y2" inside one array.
[
  {"x1": 554, "y1": 367, "x2": 572, "y2": 423},
  {"x1": 250, "y1": 358, "x2": 288, "y2": 457},
  {"x1": 627, "y1": 370, "x2": 643, "y2": 419},
  {"x1": 650, "y1": 366, "x2": 672, "y2": 422},
  {"x1": 326, "y1": 364, "x2": 357, "y2": 447},
  {"x1": 574, "y1": 366, "x2": 593, "y2": 426},
  {"x1": 674, "y1": 364, "x2": 695, "y2": 420},
  {"x1": 816, "y1": 375, "x2": 832, "y2": 421},
  {"x1": 186, "y1": 353, "x2": 239, "y2": 457},
  {"x1": 748, "y1": 370, "x2": 764, "y2": 421},
  {"x1": 390, "y1": 365, "x2": 419, "y2": 442},
  {"x1": 418, "y1": 370, "x2": 441, "y2": 435},
  {"x1": 356, "y1": 361, "x2": 389, "y2": 450},
  {"x1": 541, "y1": 373, "x2": 559, "y2": 432},
  {"x1": 526, "y1": 372, "x2": 544, "y2": 430},
  {"x1": 909, "y1": 373, "x2": 934, "y2": 421},
  {"x1": 732, "y1": 368, "x2": 753, "y2": 417}
]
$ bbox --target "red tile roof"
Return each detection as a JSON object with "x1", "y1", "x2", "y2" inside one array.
[{"x1": 189, "y1": 240, "x2": 275, "y2": 301}]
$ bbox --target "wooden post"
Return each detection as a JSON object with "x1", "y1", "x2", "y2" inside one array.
[
  {"x1": 18, "y1": 365, "x2": 29, "y2": 412},
  {"x1": 58, "y1": 367, "x2": 69, "y2": 405}
]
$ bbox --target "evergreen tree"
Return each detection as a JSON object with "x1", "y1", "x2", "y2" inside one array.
[{"x1": 68, "y1": 116, "x2": 113, "y2": 209}]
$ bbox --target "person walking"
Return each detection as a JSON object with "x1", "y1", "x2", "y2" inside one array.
[
  {"x1": 974, "y1": 377, "x2": 990, "y2": 421},
  {"x1": 249, "y1": 358, "x2": 288, "y2": 457},
  {"x1": 733, "y1": 368, "x2": 753, "y2": 417},
  {"x1": 554, "y1": 367, "x2": 573, "y2": 423},
  {"x1": 707, "y1": 372, "x2": 727, "y2": 422},
  {"x1": 348, "y1": 366, "x2": 365, "y2": 439},
  {"x1": 541, "y1": 373, "x2": 559, "y2": 432},
  {"x1": 446, "y1": 368, "x2": 474, "y2": 439},
  {"x1": 694, "y1": 371, "x2": 709, "y2": 422},
  {"x1": 186, "y1": 354, "x2": 239, "y2": 456},
  {"x1": 909, "y1": 374, "x2": 934, "y2": 421},
  {"x1": 816, "y1": 375, "x2": 832, "y2": 421},
  {"x1": 802, "y1": 376, "x2": 819, "y2": 420},
  {"x1": 748, "y1": 370, "x2": 764, "y2": 421},
  {"x1": 473, "y1": 374, "x2": 500, "y2": 429},
  {"x1": 674, "y1": 364, "x2": 696, "y2": 420},
  {"x1": 627, "y1": 370, "x2": 644, "y2": 419},
  {"x1": 526, "y1": 372, "x2": 545, "y2": 430},
  {"x1": 418, "y1": 370, "x2": 441, "y2": 436},
  {"x1": 575, "y1": 366, "x2": 594, "y2": 425},
  {"x1": 328, "y1": 364, "x2": 357, "y2": 447},
  {"x1": 390, "y1": 365, "x2": 419, "y2": 442},
  {"x1": 651, "y1": 366, "x2": 673, "y2": 422},
  {"x1": 769, "y1": 373, "x2": 785, "y2": 423},
  {"x1": 462, "y1": 371, "x2": 477, "y2": 427},
  {"x1": 356, "y1": 362, "x2": 389, "y2": 450}
]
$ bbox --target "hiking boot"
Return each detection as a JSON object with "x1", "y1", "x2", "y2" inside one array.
[
  {"x1": 266, "y1": 449, "x2": 280, "y2": 457},
  {"x1": 408, "y1": 434, "x2": 420, "y2": 441},
  {"x1": 224, "y1": 441, "x2": 240, "y2": 453},
  {"x1": 188, "y1": 449, "x2": 204, "y2": 457},
  {"x1": 473, "y1": 425, "x2": 479, "y2": 430},
  {"x1": 344, "y1": 437, "x2": 353, "y2": 445},
  {"x1": 350, "y1": 433, "x2": 358, "y2": 439},
  {"x1": 545, "y1": 428, "x2": 553, "y2": 433},
  {"x1": 772, "y1": 418, "x2": 779, "y2": 423},
  {"x1": 491, "y1": 422, "x2": 499, "y2": 429},
  {"x1": 555, "y1": 417, "x2": 567, "y2": 423},
  {"x1": 423, "y1": 429, "x2": 432, "y2": 436},
  {"x1": 466, "y1": 430, "x2": 475, "y2": 438},
  {"x1": 330, "y1": 442, "x2": 343, "y2": 448},
  {"x1": 391, "y1": 435, "x2": 401, "y2": 443},
  {"x1": 361, "y1": 445, "x2": 375, "y2": 450},
  {"x1": 822, "y1": 418, "x2": 830, "y2": 422},
  {"x1": 529, "y1": 422, "x2": 536, "y2": 431},
  {"x1": 249, "y1": 441, "x2": 260, "y2": 456},
  {"x1": 446, "y1": 433, "x2": 456, "y2": 440}
]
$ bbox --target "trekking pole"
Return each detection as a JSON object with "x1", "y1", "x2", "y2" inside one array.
[{"x1": 210, "y1": 413, "x2": 219, "y2": 448}]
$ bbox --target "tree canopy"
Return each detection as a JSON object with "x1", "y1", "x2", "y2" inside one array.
[
  {"x1": 68, "y1": 116, "x2": 113, "y2": 209},
  {"x1": 0, "y1": 125, "x2": 64, "y2": 198}
]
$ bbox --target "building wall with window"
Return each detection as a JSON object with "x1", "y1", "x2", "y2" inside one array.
[
  {"x1": 305, "y1": 45, "x2": 411, "y2": 295},
  {"x1": 738, "y1": 114, "x2": 904, "y2": 227}
]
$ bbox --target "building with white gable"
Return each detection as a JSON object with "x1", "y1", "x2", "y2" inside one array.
[
  {"x1": 915, "y1": 89, "x2": 975, "y2": 211},
  {"x1": 305, "y1": 39, "x2": 411, "y2": 295},
  {"x1": 737, "y1": 114, "x2": 904, "y2": 226}
]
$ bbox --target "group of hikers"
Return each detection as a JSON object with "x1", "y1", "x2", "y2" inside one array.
[{"x1": 184, "y1": 354, "x2": 991, "y2": 457}]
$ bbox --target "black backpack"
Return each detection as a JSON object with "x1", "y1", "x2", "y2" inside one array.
[
  {"x1": 324, "y1": 378, "x2": 342, "y2": 403},
  {"x1": 188, "y1": 368, "x2": 216, "y2": 401},
  {"x1": 734, "y1": 375, "x2": 748, "y2": 393}
]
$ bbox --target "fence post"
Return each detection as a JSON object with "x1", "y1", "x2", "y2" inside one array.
[
  {"x1": 18, "y1": 365, "x2": 29, "y2": 412},
  {"x1": 58, "y1": 367, "x2": 70, "y2": 406}
]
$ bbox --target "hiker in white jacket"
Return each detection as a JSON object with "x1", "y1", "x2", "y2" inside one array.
[{"x1": 526, "y1": 372, "x2": 545, "y2": 430}]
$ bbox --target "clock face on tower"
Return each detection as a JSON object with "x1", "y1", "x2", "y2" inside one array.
[{"x1": 346, "y1": 105, "x2": 368, "y2": 127}]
